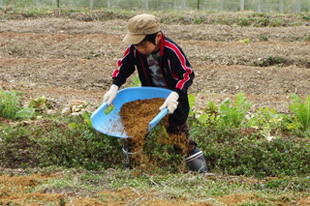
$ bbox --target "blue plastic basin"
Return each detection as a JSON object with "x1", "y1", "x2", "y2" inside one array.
[{"x1": 91, "y1": 87, "x2": 172, "y2": 138}]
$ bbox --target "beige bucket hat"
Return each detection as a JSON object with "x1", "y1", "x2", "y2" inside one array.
[{"x1": 123, "y1": 14, "x2": 161, "y2": 45}]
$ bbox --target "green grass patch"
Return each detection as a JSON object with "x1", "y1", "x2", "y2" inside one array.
[
  {"x1": 1, "y1": 8, "x2": 310, "y2": 27},
  {"x1": 0, "y1": 89, "x2": 310, "y2": 178},
  {"x1": 1, "y1": 167, "x2": 308, "y2": 205}
]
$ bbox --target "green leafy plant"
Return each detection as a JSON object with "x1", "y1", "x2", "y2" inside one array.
[
  {"x1": 302, "y1": 14, "x2": 310, "y2": 21},
  {"x1": 82, "y1": 111, "x2": 92, "y2": 128},
  {"x1": 0, "y1": 115, "x2": 123, "y2": 169},
  {"x1": 196, "y1": 100, "x2": 219, "y2": 126},
  {"x1": 86, "y1": 50, "x2": 102, "y2": 59},
  {"x1": 218, "y1": 91, "x2": 251, "y2": 128},
  {"x1": 254, "y1": 56, "x2": 287, "y2": 67},
  {"x1": 0, "y1": 87, "x2": 19, "y2": 119},
  {"x1": 29, "y1": 96, "x2": 51, "y2": 112},
  {"x1": 9, "y1": 43, "x2": 24, "y2": 55},
  {"x1": 202, "y1": 100, "x2": 219, "y2": 117},
  {"x1": 188, "y1": 93, "x2": 195, "y2": 115},
  {"x1": 194, "y1": 16, "x2": 204, "y2": 24},
  {"x1": 248, "y1": 107, "x2": 285, "y2": 140},
  {"x1": 238, "y1": 38, "x2": 250, "y2": 43},
  {"x1": 238, "y1": 18, "x2": 251, "y2": 27},
  {"x1": 191, "y1": 113, "x2": 310, "y2": 177},
  {"x1": 15, "y1": 106, "x2": 35, "y2": 119},
  {"x1": 288, "y1": 93, "x2": 310, "y2": 132},
  {"x1": 0, "y1": 87, "x2": 34, "y2": 120},
  {"x1": 130, "y1": 75, "x2": 141, "y2": 87}
]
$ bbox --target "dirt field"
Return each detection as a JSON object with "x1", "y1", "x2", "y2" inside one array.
[
  {"x1": 0, "y1": 14, "x2": 310, "y2": 205},
  {"x1": 1, "y1": 16, "x2": 310, "y2": 114},
  {"x1": 1, "y1": 168, "x2": 309, "y2": 206}
]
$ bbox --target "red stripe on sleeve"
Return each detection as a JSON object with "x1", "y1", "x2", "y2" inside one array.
[
  {"x1": 165, "y1": 41, "x2": 193, "y2": 90},
  {"x1": 112, "y1": 47, "x2": 130, "y2": 78}
]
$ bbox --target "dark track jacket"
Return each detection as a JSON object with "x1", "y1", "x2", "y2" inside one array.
[{"x1": 112, "y1": 35, "x2": 194, "y2": 127}]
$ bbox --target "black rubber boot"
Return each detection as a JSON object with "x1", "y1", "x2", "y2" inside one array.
[{"x1": 185, "y1": 148, "x2": 208, "y2": 173}]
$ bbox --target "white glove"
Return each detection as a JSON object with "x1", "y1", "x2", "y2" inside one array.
[
  {"x1": 103, "y1": 84, "x2": 119, "y2": 105},
  {"x1": 159, "y1": 92, "x2": 179, "y2": 114}
]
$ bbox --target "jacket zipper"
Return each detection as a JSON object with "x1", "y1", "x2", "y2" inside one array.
[{"x1": 138, "y1": 52, "x2": 151, "y2": 86}]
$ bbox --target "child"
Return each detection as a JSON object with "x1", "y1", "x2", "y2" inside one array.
[{"x1": 103, "y1": 13, "x2": 207, "y2": 173}]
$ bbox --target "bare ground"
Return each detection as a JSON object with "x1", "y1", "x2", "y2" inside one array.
[
  {"x1": 1, "y1": 168, "x2": 309, "y2": 205},
  {"x1": 0, "y1": 17, "x2": 310, "y2": 113}
]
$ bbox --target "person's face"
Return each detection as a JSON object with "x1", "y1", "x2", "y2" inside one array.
[{"x1": 134, "y1": 33, "x2": 162, "y2": 55}]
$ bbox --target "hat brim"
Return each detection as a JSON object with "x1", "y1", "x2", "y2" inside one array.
[{"x1": 122, "y1": 34, "x2": 146, "y2": 45}]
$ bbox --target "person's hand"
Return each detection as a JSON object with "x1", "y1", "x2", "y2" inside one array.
[
  {"x1": 159, "y1": 92, "x2": 179, "y2": 114},
  {"x1": 103, "y1": 84, "x2": 119, "y2": 105}
]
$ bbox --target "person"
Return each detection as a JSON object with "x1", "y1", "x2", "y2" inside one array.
[{"x1": 103, "y1": 13, "x2": 207, "y2": 173}]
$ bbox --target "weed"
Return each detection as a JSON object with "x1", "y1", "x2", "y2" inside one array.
[
  {"x1": 15, "y1": 106, "x2": 35, "y2": 119},
  {"x1": 129, "y1": 75, "x2": 141, "y2": 87},
  {"x1": 203, "y1": 56, "x2": 211, "y2": 61},
  {"x1": 195, "y1": 100, "x2": 219, "y2": 127},
  {"x1": 288, "y1": 93, "x2": 310, "y2": 132},
  {"x1": 86, "y1": 50, "x2": 102, "y2": 59},
  {"x1": 248, "y1": 107, "x2": 286, "y2": 140},
  {"x1": 188, "y1": 93, "x2": 195, "y2": 115},
  {"x1": 254, "y1": 56, "x2": 287, "y2": 67},
  {"x1": 203, "y1": 100, "x2": 219, "y2": 117},
  {"x1": 269, "y1": 18, "x2": 286, "y2": 27},
  {"x1": 302, "y1": 14, "x2": 310, "y2": 21},
  {"x1": 9, "y1": 43, "x2": 24, "y2": 55},
  {"x1": 29, "y1": 96, "x2": 51, "y2": 112},
  {"x1": 251, "y1": 12, "x2": 267, "y2": 18},
  {"x1": 0, "y1": 115, "x2": 123, "y2": 169},
  {"x1": 193, "y1": 16, "x2": 204, "y2": 24},
  {"x1": 82, "y1": 111, "x2": 92, "y2": 128},
  {"x1": 193, "y1": 120, "x2": 310, "y2": 177},
  {"x1": 218, "y1": 91, "x2": 251, "y2": 128},
  {"x1": 0, "y1": 87, "x2": 19, "y2": 119},
  {"x1": 238, "y1": 18, "x2": 251, "y2": 26},
  {"x1": 1, "y1": 87, "x2": 310, "y2": 177},
  {"x1": 258, "y1": 34, "x2": 269, "y2": 41},
  {"x1": 0, "y1": 87, "x2": 35, "y2": 120},
  {"x1": 238, "y1": 38, "x2": 250, "y2": 43},
  {"x1": 253, "y1": 17, "x2": 270, "y2": 27}
]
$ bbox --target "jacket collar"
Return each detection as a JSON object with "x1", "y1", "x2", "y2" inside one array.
[{"x1": 160, "y1": 34, "x2": 165, "y2": 57}]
